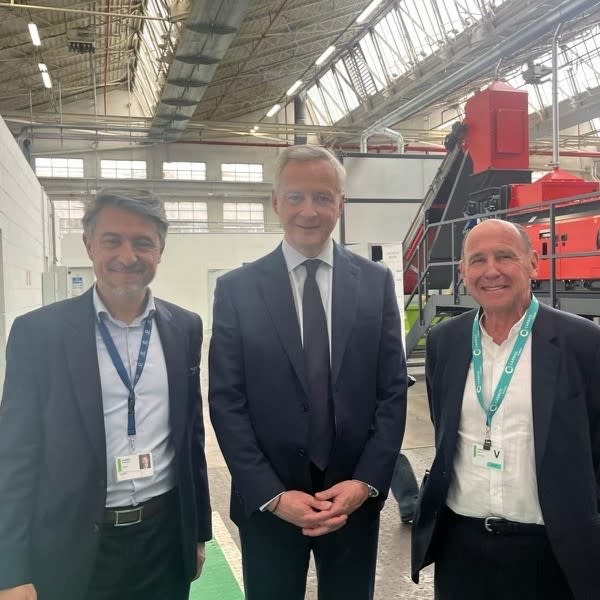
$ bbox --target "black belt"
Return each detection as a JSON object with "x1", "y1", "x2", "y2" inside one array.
[
  {"x1": 103, "y1": 489, "x2": 175, "y2": 527},
  {"x1": 448, "y1": 509, "x2": 546, "y2": 536}
]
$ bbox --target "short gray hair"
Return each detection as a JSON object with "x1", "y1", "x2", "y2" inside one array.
[
  {"x1": 273, "y1": 144, "x2": 346, "y2": 193},
  {"x1": 82, "y1": 188, "x2": 168, "y2": 244}
]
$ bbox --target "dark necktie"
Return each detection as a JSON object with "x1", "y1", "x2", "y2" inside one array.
[{"x1": 302, "y1": 259, "x2": 333, "y2": 471}]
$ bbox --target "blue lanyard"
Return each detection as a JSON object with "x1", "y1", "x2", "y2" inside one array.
[
  {"x1": 98, "y1": 315, "x2": 153, "y2": 445},
  {"x1": 471, "y1": 296, "x2": 539, "y2": 449}
]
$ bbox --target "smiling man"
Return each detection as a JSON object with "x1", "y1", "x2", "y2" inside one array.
[
  {"x1": 0, "y1": 189, "x2": 211, "y2": 600},
  {"x1": 411, "y1": 219, "x2": 600, "y2": 600},
  {"x1": 209, "y1": 145, "x2": 407, "y2": 599}
]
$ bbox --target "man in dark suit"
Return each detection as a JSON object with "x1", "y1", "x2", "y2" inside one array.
[
  {"x1": 0, "y1": 189, "x2": 211, "y2": 600},
  {"x1": 412, "y1": 219, "x2": 600, "y2": 599},
  {"x1": 209, "y1": 145, "x2": 407, "y2": 599}
]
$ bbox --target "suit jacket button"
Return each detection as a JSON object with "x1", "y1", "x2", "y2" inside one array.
[
  {"x1": 92, "y1": 523, "x2": 100, "y2": 534},
  {"x1": 299, "y1": 448, "x2": 306, "y2": 457}
]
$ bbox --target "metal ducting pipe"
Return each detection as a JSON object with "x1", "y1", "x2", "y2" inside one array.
[
  {"x1": 551, "y1": 22, "x2": 565, "y2": 168},
  {"x1": 359, "y1": 127, "x2": 404, "y2": 153},
  {"x1": 149, "y1": 0, "x2": 250, "y2": 140},
  {"x1": 294, "y1": 93, "x2": 307, "y2": 145},
  {"x1": 364, "y1": 0, "x2": 600, "y2": 133}
]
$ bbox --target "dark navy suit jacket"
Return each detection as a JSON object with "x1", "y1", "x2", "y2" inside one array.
[
  {"x1": 209, "y1": 242, "x2": 407, "y2": 525},
  {"x1": 411, "y1": 303, "x2": 600, "y2": 600},
  {"x1": 0, "y1": 288, "x2": 211, "y2": 599}
]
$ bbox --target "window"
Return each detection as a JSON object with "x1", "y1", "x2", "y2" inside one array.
[
  {"x1": 53, "y1": 200, "x2": 85, "y2": 234},
  {"x1": 305, "y1": 0, "x2": 509, "y2": 125},
  {"x1": 164, "y1": 201, "x2": 209, "y2": 232},
  {"x1": 163, "y1": 162, "x2": 206, "y2": 180},
  {"x1": 223, "y1": 202, "x2": 264, "y2": 231},
  {"x1": 100, "y1": 160, "x2": 147, "y2": 179},
  {"x1": 35, "y1": 157, "x2": 84, "y2": 178},
  {"x1": 221, "y1": 163, "x2": 263, "y2": 183}
]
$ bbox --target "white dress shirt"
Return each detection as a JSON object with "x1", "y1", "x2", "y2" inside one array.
[
  {"x1": 94, "y1": 287, "x2": 175, "y2": 507},
  {"x1": 282, "y1": 237, "x2": 333, "y2": 354},
  {"x1": 446, "y1": 312, "x2": 544, "y2": 524}
]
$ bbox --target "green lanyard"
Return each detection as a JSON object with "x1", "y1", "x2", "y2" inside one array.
[{"x1": 471, "y1": 295, "x2": 539, "y2": 449}]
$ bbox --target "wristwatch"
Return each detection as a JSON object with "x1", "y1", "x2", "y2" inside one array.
[{"x1": 366, "y1": 484, "x2": 378, "y2": 498}]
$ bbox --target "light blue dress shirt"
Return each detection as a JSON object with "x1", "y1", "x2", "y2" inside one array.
[{"x1": 93, "y1": 287, "x2": 175, "y2": 507}]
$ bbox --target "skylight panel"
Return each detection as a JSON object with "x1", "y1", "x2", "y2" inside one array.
[{"x1": 306, "y1": 85, "x2": 332, "y2": 126}]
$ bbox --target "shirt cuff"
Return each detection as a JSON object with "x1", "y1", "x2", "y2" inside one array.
[
  {"x1": 353, "y1": 479, "x2": 379, "y2": 498},
  {"x1": 259, "y1": 491, "x2": 285, "y2": 512}
]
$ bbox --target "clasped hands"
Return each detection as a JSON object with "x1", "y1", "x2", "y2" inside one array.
[{"x1": 267, "y1": 480, "x2": 369, "y2": 537}]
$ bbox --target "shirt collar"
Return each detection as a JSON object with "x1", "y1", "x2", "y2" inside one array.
[
  {"x1": 281, "y1": 238, "x2": 334, "y2": 273},
  {"x1": 479, "y1": 309, "x2": 527, "y2": 344},
  {"x1": 93, "y1": 285, "x2": 156, "y2": 327}
]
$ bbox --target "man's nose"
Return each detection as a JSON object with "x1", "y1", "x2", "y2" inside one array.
[
  {"x1": 298, "y1": 196, "x2": 318, "y2": 217},
  {"x1": 483, "y1": 257, "x2": 501, "y2": 275},
  {"x1": 117, "y1": 241, "x2": 138, "y2": 264}
]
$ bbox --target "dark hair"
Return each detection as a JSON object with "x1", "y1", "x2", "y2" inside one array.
[{"x1": 82, "y1": 188, "x2": 168, "y2": 244}]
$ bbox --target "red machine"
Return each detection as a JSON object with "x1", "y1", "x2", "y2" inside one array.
[{"x1": 402, "y1": 80, "x2": 600, "y2": 294}]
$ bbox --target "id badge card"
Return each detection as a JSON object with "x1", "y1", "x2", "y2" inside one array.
[
  {"x1": 115, "y1": 452, "x2": 154, "y2": 481},
  {"x1": 471, "y1": 443, "x2": 504, "y2": 471}
]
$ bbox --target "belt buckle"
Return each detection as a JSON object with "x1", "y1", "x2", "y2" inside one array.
[
  {"x1": 114, "y1": 506, "x2": 143, "y2": 527},
  {"x1": 484, "y1": 516, "x2": 503, "y2": 534}
]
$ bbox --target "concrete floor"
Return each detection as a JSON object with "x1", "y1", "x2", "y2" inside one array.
[{"x1": 201, "y1": 342, "x2": 436, "y2": 599}]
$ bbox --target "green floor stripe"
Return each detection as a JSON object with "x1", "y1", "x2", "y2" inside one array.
[{"x1": 189, "y1": 539, "x2": 244, "y2": 600}]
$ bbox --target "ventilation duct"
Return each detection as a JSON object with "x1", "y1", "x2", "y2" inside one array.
[{"x1": 149, "y1": 0, "x2": 249, "y2": 141}]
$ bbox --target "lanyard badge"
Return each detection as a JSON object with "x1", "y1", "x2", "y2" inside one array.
[
  {"x1": 471, "y1": 296, "x2": 539, "y2": 450},
  {"x1": 98, "y1": 315, "x2": 153, "y2": 449}
]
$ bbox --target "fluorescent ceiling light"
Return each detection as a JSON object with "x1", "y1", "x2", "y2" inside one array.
[
  {"x1": 286, "y1": 80, "x2": 303, "y2": 96},
  {"x1": 41, "y1": 71, "x2": 52, "y2": 88},
  {"x1": 356, "y1": 0, "x2": 383, "y2": 24},
  {"x1": 266, "y1": 103, "x2": 281, "y2": 118},
  {"x1": 28, "y1": 23, "x2": 41, "y2": 46},
  {"x1": 315, "y1": 45, "x2": 336, "y2": 66},
  {"x1": 38, "y1": 63, "x2": 47, "y2": 72},
  {"x1": 252, "y1": 125, "x2": 259, "y2": 131}
]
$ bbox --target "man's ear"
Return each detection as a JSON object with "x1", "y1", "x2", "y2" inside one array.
[{"x1": 83, "y1": 233, "x2": 93, "y2": 260}]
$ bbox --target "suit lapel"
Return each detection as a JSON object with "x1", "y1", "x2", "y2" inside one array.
[
  {"x1": 331, "y1": 244, "x2": 359, "y2": 385},
  {"x1": 64, "y1": 289, "x2": 106, "y2": 465},
  {"x1": 440, "y1": 319, "x2": 472, "y2": 471},
  {"x1": 154, "y1": 300, "x2": 188, "y2": 454},
  {"x1": 531, "y1": 304, "x2": 560, "y2": 469},
  {"x1": 259, "y1": 246, "x2": 310, "y2": 398}
]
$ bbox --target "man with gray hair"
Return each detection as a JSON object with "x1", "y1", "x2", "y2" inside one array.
[
  {"x1": 0, "y1": 189, "x2": 211, "y2": 600},
  {"x1": 210, "y1": 145, "x2": 407, "y2": 599}
]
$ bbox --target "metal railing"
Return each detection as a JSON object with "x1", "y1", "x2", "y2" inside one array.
[{"x1": 403, "y1": 189, "x2": 600, "y2": 328}]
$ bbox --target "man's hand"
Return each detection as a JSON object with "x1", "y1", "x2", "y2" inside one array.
[
  {"x1": 270, "y1": 490, "x2": 346, "y2": 534},
  {"x1": 303, "y1": 480, "x2": 369, "y2": 537},
  {"x1": 0, "y1": 584, "x2": 37, "y2": 600},
  {"x1": 192, "y1": 542, "x2": 206, "y2": 581}
]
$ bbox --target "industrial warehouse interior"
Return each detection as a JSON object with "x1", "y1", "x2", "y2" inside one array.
[{"x1": 1, "y1": 1, "x2": 600, "y2": 598}]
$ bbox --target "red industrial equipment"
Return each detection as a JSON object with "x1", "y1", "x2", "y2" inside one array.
[
  {"x1": 402, "y1": 80, "x2": 600, "y2": 294},
  {"x1": 464, "y1": 80, "x2": 530, "y2": 174}
]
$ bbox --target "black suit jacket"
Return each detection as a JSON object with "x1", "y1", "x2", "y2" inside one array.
[
  {"x1": 0, "y1": 288, "x2": 211, "y2": 599},
  {"x1": 411, "y1": 303, "x2": 600, "y2": 599},
  {"x1": 209, "y1": 242, "x2": 407, "y2": 524}
]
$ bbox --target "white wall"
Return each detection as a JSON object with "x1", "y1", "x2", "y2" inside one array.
[
  {"x1": 60, "y1": 231, "x2": 283, "y2": 330},
  {"x1": 0, "y1": 113, "x2": 52, "y2": 381},
  {"x1": 342, "y1": 155, "x2": 443, "y2": 245}
]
